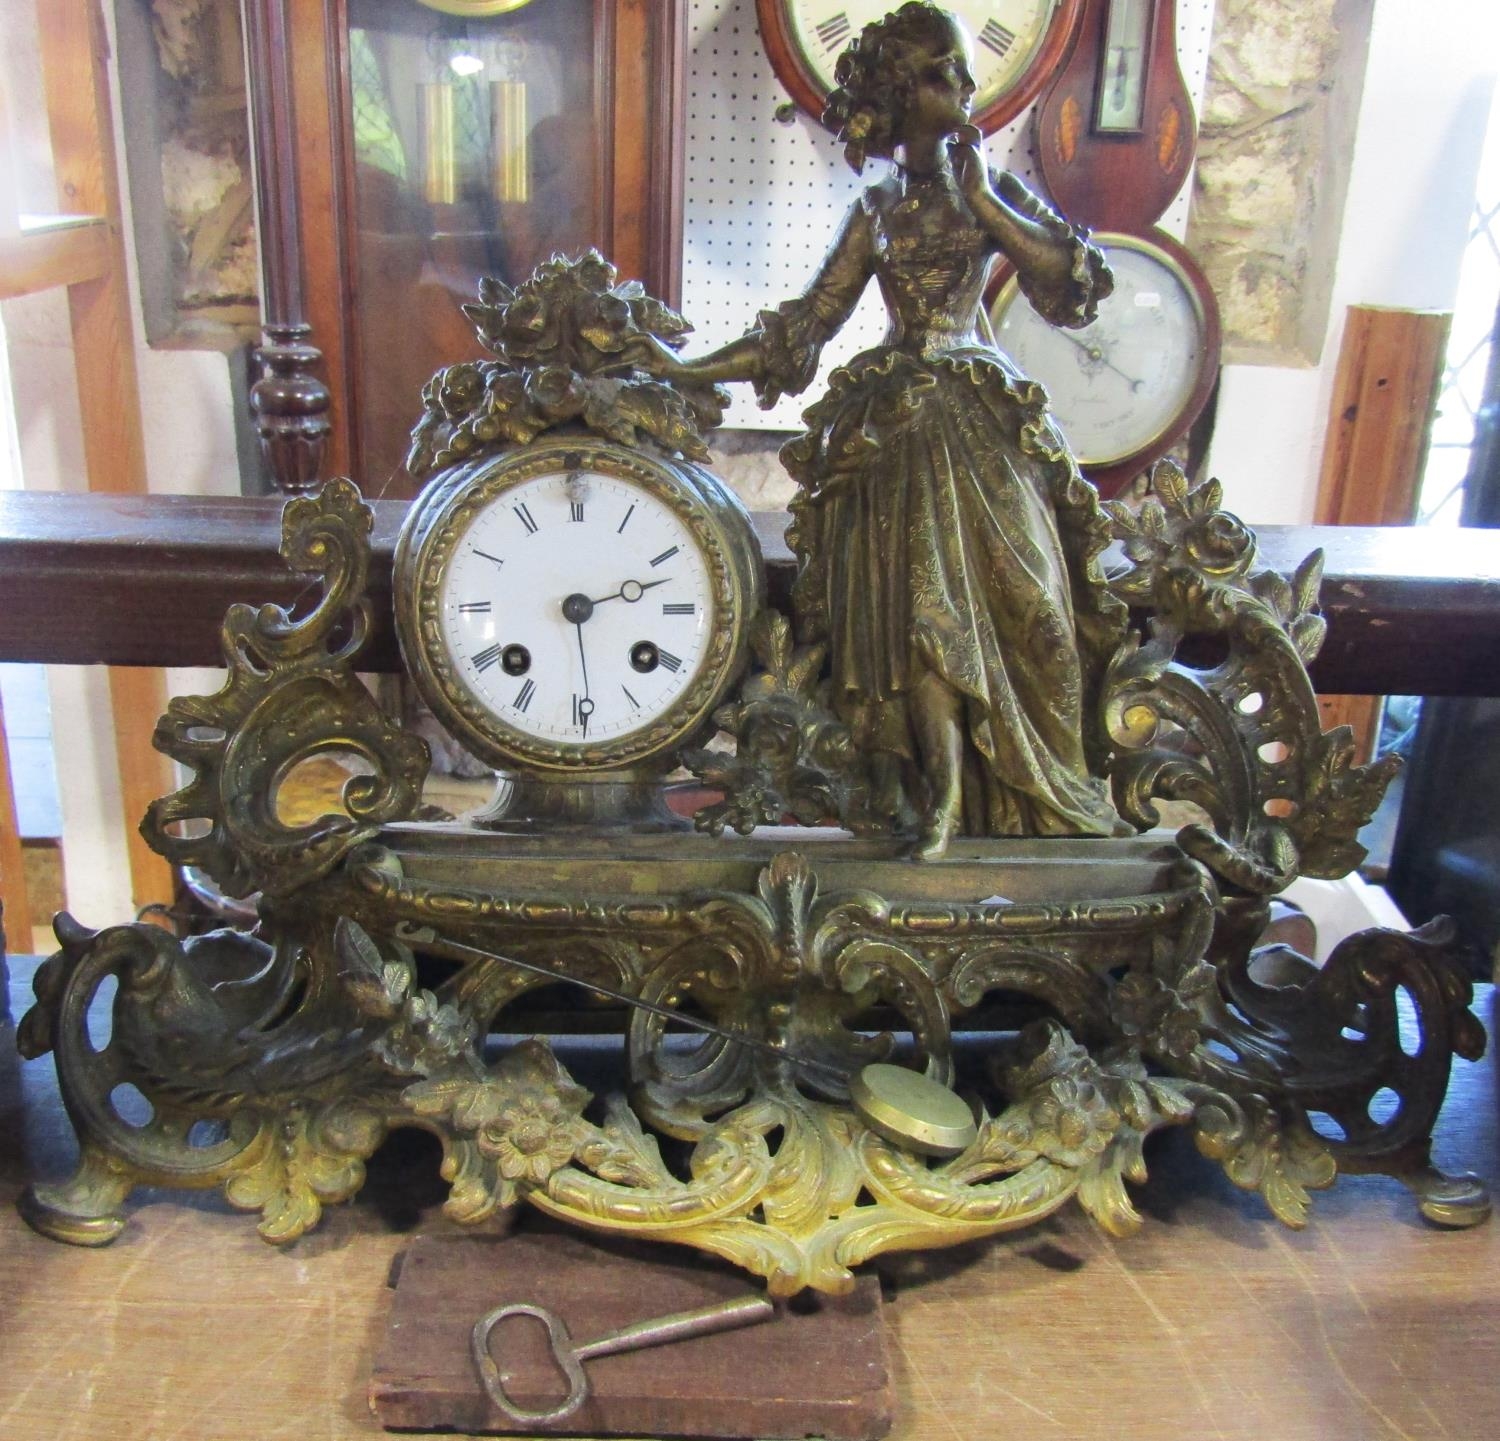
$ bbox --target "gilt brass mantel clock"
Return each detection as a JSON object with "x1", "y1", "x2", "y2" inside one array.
[{"x1": 16, "y1": 5, "x2": 1490, "y2": 1300}]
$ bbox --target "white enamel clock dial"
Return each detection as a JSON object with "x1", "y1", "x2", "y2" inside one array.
[
  {"x1": 396, "y1": 439, "x2": 761, "y2": 776},
  {"x1": 990, "y1": 232, "x2": 1216, "y2": 468},
  {"x1": 437, "y1": 469, "x2": 714, "y2": 746},
  {"x1": 781, "y1": 1, "x2": 1064, "y2": 116}
]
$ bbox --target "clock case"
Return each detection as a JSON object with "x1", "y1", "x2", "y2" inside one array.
[
  {"x1": 757, "y1": 0, "x2": 1085, "y2": 136},
  {"x1": 16, "y1": 259, "x2": 1490, "y2": 1294},
  {"x1": 394, "y1": 436, "x2": 762, "y2": 828}
]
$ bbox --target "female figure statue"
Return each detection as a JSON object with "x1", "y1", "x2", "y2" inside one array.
[{"x1": 657, "y1": 3, "x2": 1126, "y2": 858}]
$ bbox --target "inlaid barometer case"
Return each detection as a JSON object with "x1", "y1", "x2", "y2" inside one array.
[{"x1": 17, "y1": 4, "x2": 1489, "y2": 1298}]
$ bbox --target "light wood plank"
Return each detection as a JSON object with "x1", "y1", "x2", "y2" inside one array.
[
  {"x1": 35, "y1": 0, "x2": 172, "y2": 909},
  {"x1": 1317, "y1": 306, "x2": 1450, "y2": 526},
  {"x1": 0, "y1": 219, "x2": 109, "y2": 299},
  {"x1": 0, "y1": 691, "x2": 34, "y2": 952},
  {"x1": 1316, "y1": 305, "x2": 1451, "y2": 760}
]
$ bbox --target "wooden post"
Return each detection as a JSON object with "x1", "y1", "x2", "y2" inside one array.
[
  {"x1": 1314, "y1": 305, "x2": 1450, "y2": 763},
  {"x1": 35, "y1": 0, "x2": 173, "y2": 909},
  {"x1": 0, "y1": 690, "x2": 34, "y2": 956}
]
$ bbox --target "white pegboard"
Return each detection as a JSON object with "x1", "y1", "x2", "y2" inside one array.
[{"x1": 682, "y1": 0, "x2": 1216, "y2": 429}]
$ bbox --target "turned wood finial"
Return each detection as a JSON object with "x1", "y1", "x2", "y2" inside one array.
[{"x1": 251, "y1": 324, "x2": 331, "y2": 495}]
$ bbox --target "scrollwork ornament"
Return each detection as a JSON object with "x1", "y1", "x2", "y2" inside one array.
[
  {"x1": 1103, "y1": 461, "x2": 1399, "y2": 894},
  {"x1": 141, "y1": 478, "x2": 429, "y2": 898},
  {"x1": 686, "y1": 611, "x2": 880, "y2": 835}
]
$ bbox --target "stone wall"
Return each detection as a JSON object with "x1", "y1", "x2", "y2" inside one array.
[
  {"x1": 1188, "y1": 0, "x2": 1374, "y2": 366},
  {"x1": 123, "y1": 0, "x2": 258, "y2": 340}
]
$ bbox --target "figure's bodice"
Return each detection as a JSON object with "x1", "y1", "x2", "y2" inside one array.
[
  {"x1": 867, "y1": 177, "x2": 994, "y2": 355},
  {"x1": 750, "y1": 167, "x2": 1104, "y2": 411}
]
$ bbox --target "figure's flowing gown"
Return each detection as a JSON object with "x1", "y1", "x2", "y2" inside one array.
[{"x1": 754, "y1": 170, "x2": 1125, "y2": 836}]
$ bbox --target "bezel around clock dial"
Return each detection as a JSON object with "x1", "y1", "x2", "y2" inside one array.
[
  {"x1": 987, "y1": 227, "x2": 1221, "y2": 495},
  {"x1": 395, "y1": 437, "x2": 762, "y2": 776},
  {"x1": 756, "y1": 0, "x2": 1084, "y2": 136}
]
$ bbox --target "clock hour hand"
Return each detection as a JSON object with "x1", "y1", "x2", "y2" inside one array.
[{"x1": 590, "y1": 576, "x2": 671, "y2": 605}]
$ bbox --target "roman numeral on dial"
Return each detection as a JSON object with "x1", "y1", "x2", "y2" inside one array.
[
  {"x1": 815, "y1": 11, "x2": 850, "y2": 52},
  {"x1": 659, "y1": 649, "x2": 683, "y2": 673},
  {"x1": 514, "y1": 502, "x2": 538, "y2": 534},
  {"x1": 662, "y1": 602, "x2": 695, "y2": 616},
  {"x1": 569, "y1": 501, "x2": 585, "y2": 522},
  {"x1": 458, "y1": 601, "x2": 491, "y2": 613},
  {"x1": 514, "y1": 678, "x2": 536, "y2": 713},
  {"x1": 979, "y1": 19, "x2": 1016, "y2": 58},
  {"x1": 472, "y1": 644, "x2": 503, "y2": 673},
  {"x1": 650, "y1": 546, "x2": 679, "y2": 567}
]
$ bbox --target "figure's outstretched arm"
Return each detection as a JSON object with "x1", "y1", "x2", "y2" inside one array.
[
  {"x1": 643, "y1": 198, "x2": 875, "y2": 407},
  {"x1": 635, "y1": 332, "x2": 766, "y2": 387}
]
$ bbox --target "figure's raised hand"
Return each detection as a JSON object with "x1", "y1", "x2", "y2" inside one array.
[{"x1": 948, "y1": 125, "x2": 991, "y2": 205}]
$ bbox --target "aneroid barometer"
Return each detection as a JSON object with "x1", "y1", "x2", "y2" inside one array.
[{"x1": 989, "y1": 229, "x2": 1220, "y2": 491}]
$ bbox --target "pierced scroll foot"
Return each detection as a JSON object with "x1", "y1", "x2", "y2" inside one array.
[
  {"x1": 19, "y1": 1150, "x2": 132, "y2": 1246},
  {"x1": 1399, "y1": 1167, "x2": 1492, "y2": 1229}
]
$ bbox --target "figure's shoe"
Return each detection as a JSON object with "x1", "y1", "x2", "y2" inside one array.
[{"x1": 911, "y1": 808, "x2": 959, "y2": 861}]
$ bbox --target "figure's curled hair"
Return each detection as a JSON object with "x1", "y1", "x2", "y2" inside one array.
[{"x1": 822, "y1": 3, "x2": 959, "y2": 173}]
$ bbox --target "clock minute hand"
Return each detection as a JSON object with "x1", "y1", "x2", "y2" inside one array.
[{"x1": 573, "y1": 621, "x2": 593, "y2": 737}]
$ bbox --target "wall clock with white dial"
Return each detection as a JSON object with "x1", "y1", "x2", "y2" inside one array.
[
  {"x1": 988, "y1": 228, "x2": 1220, "y2": 494},
  {"x1": 395, "y1": 436, "x2": 762, "y2": 800},
  {"x1": 757, "y1": 0, "x2": 1083, "y2": 135}
]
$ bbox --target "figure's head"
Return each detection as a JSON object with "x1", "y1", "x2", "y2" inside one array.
[{"x1": 823, "y1": 4, "x2": 974, "y2": 173}]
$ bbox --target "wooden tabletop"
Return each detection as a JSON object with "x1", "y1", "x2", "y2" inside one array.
[{"x1": 2, "y1": 955, "x2": 1497, "y2": 1440}]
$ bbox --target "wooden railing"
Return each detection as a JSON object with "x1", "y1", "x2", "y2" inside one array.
[{"x1": 3, "y1": 491, "x2": 1499, "y2": 696}]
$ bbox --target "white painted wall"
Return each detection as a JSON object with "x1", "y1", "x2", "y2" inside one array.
[{"x1": 1205, "y1": 0, "x2": 1500, "y2": 523}]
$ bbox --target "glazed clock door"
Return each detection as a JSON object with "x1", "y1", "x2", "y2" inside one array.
[{"x1": 260, "y1": 0, "x2": 686, "y2": 497}]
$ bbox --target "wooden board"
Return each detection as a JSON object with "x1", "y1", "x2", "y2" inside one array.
[
  {"x1": 0, "y1": 689, "x2": 34, "y2": 957},
  {"x1": 4, "y1": 493, "x2": 1500, "y2": 697},
  {"x1": 371, "y1": 1230, "x2": 893, "y2": 1439},
  {"x1": 35, "y1": 0, "x2": 172, "y2": 909}
]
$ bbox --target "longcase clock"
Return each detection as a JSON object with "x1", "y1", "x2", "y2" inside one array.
[{"x1": 245, "y1": 0, "x2": 687, "y2": 498}]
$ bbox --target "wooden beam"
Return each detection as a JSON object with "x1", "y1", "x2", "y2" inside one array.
[
  {"x1": 1315, "y1": 305, "x2": 1451, "y2": 757},
  {"x1": 35, "y1": 0, "x2": 172, "y2": 909},
  {"x1": 0, "y1": 219, "x2": 110, "y2": 300},
  {"x1": 2, "y1": 493, "x2": 1499, "y2": 698},
  {"x1": 1317, "y1": 306, "x2": 1451, "y2": 526}
]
